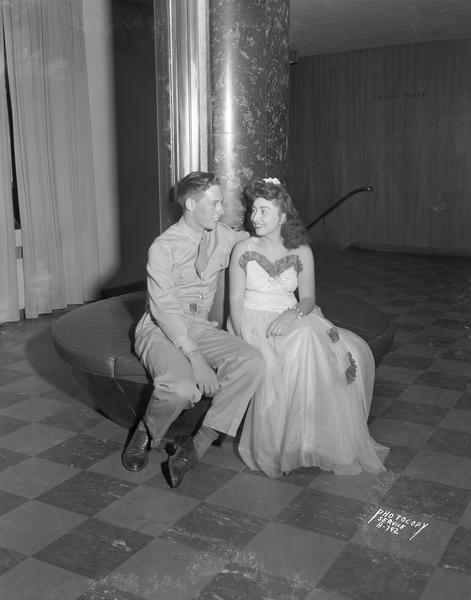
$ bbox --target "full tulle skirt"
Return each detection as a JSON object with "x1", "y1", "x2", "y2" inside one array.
[{"x1": 237, "y1": 307, "x2": 389, "y2": 478}]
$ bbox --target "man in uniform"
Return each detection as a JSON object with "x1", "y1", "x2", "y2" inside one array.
[{"x1": 122, "y1": 171, "x2": 264, "y2": 488}]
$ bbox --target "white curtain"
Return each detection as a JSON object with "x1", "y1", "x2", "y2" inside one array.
[
  {"x1": 1, "y1": 0, "x2": 100, "y2": 321},
  {"x1": 0, "y1": 16, "x2": 19, "y2": 324}
]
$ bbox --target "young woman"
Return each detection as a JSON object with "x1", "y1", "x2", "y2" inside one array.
[{"x1": 229, "y1": 178, "x2": 389, "y2": 478}]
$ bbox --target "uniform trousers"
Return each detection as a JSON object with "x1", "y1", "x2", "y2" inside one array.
[{"x1": 134, "y1": 320, "x2": 264, "y2": 446}]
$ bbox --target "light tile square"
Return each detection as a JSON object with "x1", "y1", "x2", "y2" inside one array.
[
  {"x1": 439, "y1": 408, "x2": 471, "y2": 433},
  {"x1": 0, "y1": 499, "x2": 86, "y2": 555},
  {"x1": 368, "y1": 418, "x2": 434, "y2": 449},
  {"x1": 110, "y1": 538, "x2": 215, "y2": 600},
  {"x1": 0, "y1": 456, "x2": 79, "y2": 498},
  {"x1": 404, "y1": 450, "x2": 471, "y2": 490},
  {"x1": 0, "y1": 557, "x2": 91, "y2": 600},
  {"x1": 375, "y1": 364, "x2": 422, "y2": 384},
  {"x1": 245, "y1": 522, "x2": 346, "y2": 586},
  {"x1": 0, "y1": 397, "x2": 66, "y2": 422},
  {"x1": 420, "y1": 566, "x2": 471, "y2": 600},
  {"x1": 207, "y1": 472, "x2": 302, "y2": 520},
  {"x1": 96, "y1": 485, "x2": 199, "y2": 536},
  {"x1": 398, "y1": 384, "x2": 462, "y2": 408},
  {"x1": 308, "y1": 470, "x2": 397, "y2": 503},
  {"x1": 0, "y1": 423, "x2": 75, "y2": 455}
]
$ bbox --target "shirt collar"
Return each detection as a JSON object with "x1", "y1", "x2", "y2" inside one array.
[{"x1": 177, "y1": 217, "x2": 213, "y2": 244}]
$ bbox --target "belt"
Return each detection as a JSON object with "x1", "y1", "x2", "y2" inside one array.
[{"x1": 187, "y1": 303, "x2": 208, "y2": 317}]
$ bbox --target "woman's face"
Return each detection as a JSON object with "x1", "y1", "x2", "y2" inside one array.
[{"x1": 251, "y1": 197, "x2": 285, "y2": 237}]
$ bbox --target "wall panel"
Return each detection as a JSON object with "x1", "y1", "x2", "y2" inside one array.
[{"x1": 288, "y1": 39, "x2": 471, "y2": 253}]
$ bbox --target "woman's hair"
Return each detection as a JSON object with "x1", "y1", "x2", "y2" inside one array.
[
  {"x1": 243, "y1": 178, "x2": 310, "y2": 249},
  {"x1": 176, "y1": 171, "x2": 219, "y2": 207}
]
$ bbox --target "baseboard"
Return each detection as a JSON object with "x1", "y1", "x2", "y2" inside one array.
[{"x1": 349, "y1": 242, "x2": 471, "y2": 258}]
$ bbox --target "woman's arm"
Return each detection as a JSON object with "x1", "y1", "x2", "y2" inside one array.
[
  {"x1": 266, "y1": 244, "x2": 316, "y2": 337},
  {"x1": 296, "y1": 244, "x2": 316, "y2": 314},
  {"x1": 228, "y1": 240, "x2": 248, "y2": 338}
]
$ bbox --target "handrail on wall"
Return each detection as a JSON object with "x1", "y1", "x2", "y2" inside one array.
[{"x1": 306, "y1": 186, "x2": 374, "y2": 230}]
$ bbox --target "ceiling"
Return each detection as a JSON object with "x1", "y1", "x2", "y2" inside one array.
[{"x1": 290, "y1": 0, "x2": 471, "y2": 57}]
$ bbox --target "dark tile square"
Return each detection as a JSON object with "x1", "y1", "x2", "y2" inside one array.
[
  {"x1": 0, "y1": 415, "x2": 28, "y2": 437},
  {"x1": 160, "y1": 501, "x2": 267, "y2": 552},
  {"x1": 411, "y1": 307, "x2": 443, "y2": 316},
  {"x1": 0, "y1": 447, "x2": 29, "y2": 472},
  {"x1": 382, "y1": 475, "x2": 471, "y2": 523},
  {"x1": 425, "y1": 428, "x2": 471, "y2": 459},
  {"x1": 37, "y1": 471, "x2": 136, "y2": 516},
  {"x1": 456, "y1": 391, "x2": 471, "y2": 411},
  {"x1": 428, "y1": 292, "x2": 464, "y2": 305},
  {"x1": 278, "y1": 465, "x2": 321, "y2": 487},
  {"x1": 385, "y1": 298, "x2": 415, "y2": 307},
  {"x1": 38, "y1": 434, "x2": 121, "y2": 469},
  {"x1": 34, "y1": 517, "x2": 153, "y2": 579},
  {"x1": 275, "y1": 489, "x2": 364, "y2": 541},
  {"x1": 443, "y1": 348, "x2": 471, "y2": 362},
  {"x1": 0, "y1": 391, "x2": 31, "y2": 409},
  {"x1": 0, "y1": 489, "x2": 28, "y2": 517},
  {"x1": 417, "y1": 371, "x2": 470, "y2": 392},
  {"x1": 146, "y1": 462, "x2": 238, "y2": 500},
  {"x1": 393, "y1": 323, "x2": 425, "y2": 334},
  {"x1": 0, "y1": 546, "x2": 26, "y2": 575},
  {"x1": 439, "y1": 526, "x2": 471, "y2": 574},
  {"x1": 77, "y1": 583, "x2": 145, "y2": 600},
  {"x1": 449, "y1": 303, "x2": 471, "y2": 313},
  {"x1": 381, "y1": 400, "x2": 449, "y2": 427},
  {"x1": 39, "y1": 406, "x2": 102, "y2": 433},
  {"x1": 197, "y1": 564, "x2": 309, "y2": 600},
  {"x1": 432, "y1": 318, "x2": 466, "y2": 330},
  {"x1": 409, "y1": 336, "x2": 453, "y2": 349},
  {"x1": 383, "y1": 445, "x2": 418, "y2": 473},
  {"x1": 382, "y1": 353, "x2": 435, "y2": 371},
  {"x1": 240, "y1": 465, "x2": 321, "y2": 487},
  {"x1": 373, "y1": 380, "x2": 409, "y2": 399},
  {"x1": 0, "y1": 367, "x2": 29, "y2": 386},
  {"x1": 319, "y1": 543, "x2": 433, "y2": 600},
  {"x1": 0, "y1": 350, "x2": 23, "y2": 366}
]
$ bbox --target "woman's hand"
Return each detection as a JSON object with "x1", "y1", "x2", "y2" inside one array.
[{"x1": 266, "y1": 309, "x2": 299, "y2": 337}]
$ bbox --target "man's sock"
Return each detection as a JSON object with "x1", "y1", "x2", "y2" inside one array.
[{"x1": 192, "y1": 425, "x2": 219, "y2": 458}]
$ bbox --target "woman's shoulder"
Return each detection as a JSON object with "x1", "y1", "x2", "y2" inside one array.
[
  {"x1": 234, "y1": 236, "x2": 261, "y2": 252},
  {"x1": 232, "y1": 238, "x2": 255, "y2": 266},
  {"x1": 294, "y1": 244, "x2": 313, "y2": 259}
]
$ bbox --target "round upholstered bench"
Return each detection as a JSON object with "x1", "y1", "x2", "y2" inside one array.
[{"x1": 52, "y1": 290, "x2": 394, "y2": 430}]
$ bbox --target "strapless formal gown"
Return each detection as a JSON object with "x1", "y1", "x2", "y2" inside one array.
[{"x1": 234, "y1": 247, "x2": 389, "y2": 478}]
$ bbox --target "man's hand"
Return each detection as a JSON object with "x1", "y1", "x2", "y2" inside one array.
[{"x1": 188, "y1": 351, "x2": 220, "y2": 397}]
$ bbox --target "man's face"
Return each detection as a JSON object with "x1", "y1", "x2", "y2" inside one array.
[{"x1": 192, "y1": 184, "x2": 224, "y2": 230}]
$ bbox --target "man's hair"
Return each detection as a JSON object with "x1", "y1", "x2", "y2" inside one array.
[{"x1": 176, "y1": 171, "x2": 220, "y2": 208}]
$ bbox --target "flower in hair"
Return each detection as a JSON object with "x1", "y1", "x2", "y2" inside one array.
[{"x1": 263, "y1": 177, "x2": 281, "y2": 185}]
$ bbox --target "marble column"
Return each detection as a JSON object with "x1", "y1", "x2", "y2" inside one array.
[{"x1": 209, "y1": 0, "x2": 290, "y2": 227}]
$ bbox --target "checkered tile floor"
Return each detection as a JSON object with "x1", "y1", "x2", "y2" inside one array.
[{"x1": 0, "y1": 249, "x2": 470, "y2": 600}]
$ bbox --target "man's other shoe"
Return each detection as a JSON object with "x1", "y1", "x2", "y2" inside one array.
[
  {"x1": 122, "y1": 426, "x2": 150, "y2": 471},
  {"x1": 164, "y1": 437, "x2": 198, "y2": 488}
]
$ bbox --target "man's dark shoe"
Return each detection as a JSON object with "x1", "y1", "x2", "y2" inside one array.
[
  {"x1": 122, "y1": 426, "x2": 150, "y2": 472},
  {"x1": 164, "y1": 437, "x2": 198, "y2": 488}
]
